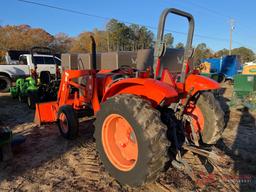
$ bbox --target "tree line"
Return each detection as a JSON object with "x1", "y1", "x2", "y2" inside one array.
[
  {"x1": 192, "y1": 43, "x2": 255, "y2": 64},
  {"x1": 0, "y1": 20, "x2": 255, "y2": 64}
]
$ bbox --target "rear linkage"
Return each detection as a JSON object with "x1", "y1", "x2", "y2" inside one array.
[{"x1": 163, "y1": 89, "x2": 224, "y2": 181}]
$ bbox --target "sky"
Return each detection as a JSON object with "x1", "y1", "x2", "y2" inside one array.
[{"x1": 1, "y1": 0, "x2": 256, "y2": 52}]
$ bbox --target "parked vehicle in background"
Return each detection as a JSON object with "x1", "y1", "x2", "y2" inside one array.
[
  {"x1": 200, "y1": 55, "x2": 242, "y2": 82},
  {"x1": 0, "y1": 51, "x2": 61, "y2": 92},
  {"x1": 244, "y1": 59, "x2": 256, "y2": 66},
  {"x1": 221, "y1": 55, "x2": 242, "y2": 79},
  {"x1": 4, "y1": 50, "x2": 30, "y2": 65},
  {"x1": 242, "y1": 64, "x2": 256, "y2": 75}
]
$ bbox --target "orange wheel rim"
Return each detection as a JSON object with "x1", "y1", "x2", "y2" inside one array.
[
  {"x1": 186, "y1": 103, "x2": 205, "y2": 133},
  {"x1": 102, "y1": 114, "x2": 138, "y2": 171},
  {"x1": 59, "y1": 113, "x2": 68, "y2": 134}
]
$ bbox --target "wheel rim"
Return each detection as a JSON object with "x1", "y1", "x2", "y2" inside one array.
[
  {"x1": 185, "y1": 102, "x2": 205, "y2": 133},
  {"x1": 59, "y1": 113, "x2": 69, "y2": 134},
  {"x1": 102, "y1": 114, "x2": 138, "y2": 171}
]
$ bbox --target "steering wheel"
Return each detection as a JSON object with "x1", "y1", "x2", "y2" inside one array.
[{"x1": 119, "y1": 65, "x2": 136, "y2": 74}]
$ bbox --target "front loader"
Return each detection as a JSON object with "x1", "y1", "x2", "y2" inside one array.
[{"x1": 34, "y1": 8, "x2": 225, "y2": 186}]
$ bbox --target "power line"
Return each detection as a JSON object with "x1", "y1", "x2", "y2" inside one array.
[
  {"x1": 181, "y1": 0, "x2": 231, "y2": 19},
  {"x1": 173, "y1": 0, "x2": 254, "y2": 37},
  {"x1": 18, "y1": 0, "x2": 112, "y2": 21},
  {"x1": 166, "y1": 0, "x2": 256, "y2": 50},
  {"x1": 188, "y1": 0, "x2": 253, "y2": 31},
  {"x1": 17, "y1": 0, "x2": 253, "y2": 49}
]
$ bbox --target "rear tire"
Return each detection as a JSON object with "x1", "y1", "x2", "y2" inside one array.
[
  {"x1": 57, "y1": 105, "x2": 79, "y2": 140},
  {"x1": 0, "y1": 75, "x2": 11, "y2": 93},
  {"x1": 94, "y1": 94, "x2": 169, "y2": 186}
]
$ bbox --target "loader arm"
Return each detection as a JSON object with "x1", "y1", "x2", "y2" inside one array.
[{"x1": 34, "y1": 69, "x2": 98, "y2": 125}]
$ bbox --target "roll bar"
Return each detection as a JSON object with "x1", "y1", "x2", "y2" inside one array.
[{"x1": 153, "y1": 8, "x2": 195, "y2": 82}]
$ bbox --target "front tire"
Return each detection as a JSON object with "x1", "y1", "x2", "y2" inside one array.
[
  {"x1": 94, "y1": 94, "x2": 169, "y2": 186},
  {"x1": 186, "y1": 92, "x2": 225, "y2": 144},
  {"x1": 57, "y1": 105, "x2": 79, "y2": 140},
  {"x1": 27, "y1": 92, "x2": 37, "y2": 109},
  {"x1": 0, "y1": 75, "x2": 11, "y2": 93}
]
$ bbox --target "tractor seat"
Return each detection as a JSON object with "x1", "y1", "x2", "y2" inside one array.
[
  {"x1": 95, "y1": 72, "x2": 129, "y2": 100},
  {"x1": 136, "y1": 48, "x2": 185, "y2": 75}
]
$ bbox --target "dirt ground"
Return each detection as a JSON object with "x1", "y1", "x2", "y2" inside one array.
[{"x1": 0, "y1": 84, "x2": 256, "y2": 192}]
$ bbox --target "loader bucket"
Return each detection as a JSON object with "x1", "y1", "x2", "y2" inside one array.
[{"x1": 34, "y1": 102, "x2": 59, "y2": 125}]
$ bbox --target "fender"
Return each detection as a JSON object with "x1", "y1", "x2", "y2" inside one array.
[
  {"x1": 0, "y1": 72, "x2": 12, "y2": 79},
  {"x1": 184, "y1": 74, "x2": 220, "y2": 95},
  {"x1": 102, "y1": 78, "x2": 178, "y2": 106}
]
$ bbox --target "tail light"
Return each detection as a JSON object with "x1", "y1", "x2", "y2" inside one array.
[
  {"x1": 185, "y1": 60, "x2": 190, "y2": 74},
  {"x1": 155, "y1": 58, "x2": 161, "y2": 78},
  {"x1": 30, "y1": 69, "x2": 37, "y2": 77}
]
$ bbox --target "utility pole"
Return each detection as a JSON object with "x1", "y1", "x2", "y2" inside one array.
[{"x1": 229, "y1": 19, "x2": 235, "y2": 55}]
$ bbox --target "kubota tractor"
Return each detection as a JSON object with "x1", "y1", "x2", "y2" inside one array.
[{"x1": 34, "y1": 8, "x2": 225, "y2": 186}]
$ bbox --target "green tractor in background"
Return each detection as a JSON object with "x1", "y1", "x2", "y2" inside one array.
[
  {"x1": 10, "y1": 75, "x2": 60, "y2": 109},
  {"x1": 10, "y1": 47, "x2": 61, "y2": 109},
  {"x1": 10, "y1": 77, "x2": 38, "y2": 107}
]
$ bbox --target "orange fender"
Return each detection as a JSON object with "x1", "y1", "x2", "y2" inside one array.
[
  {"x1": 102, "y1": 78, "x2": 178, "y2": 106},
  {"x1": 184, "y1": 74, "x2": 220, "y2": 95}
]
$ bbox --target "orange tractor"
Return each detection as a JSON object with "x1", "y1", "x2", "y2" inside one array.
[{"x1": 34, "y1": 8, "x2": 224, "y2": 186}]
